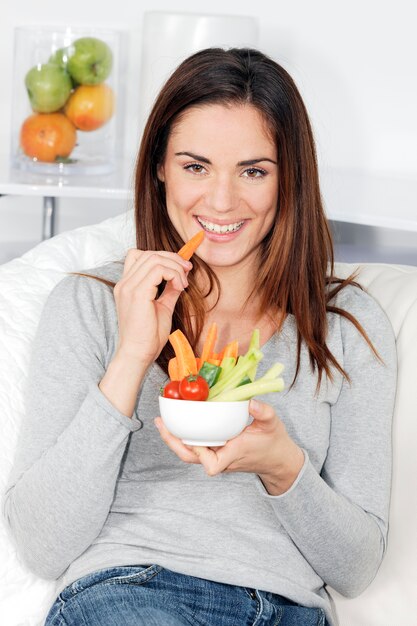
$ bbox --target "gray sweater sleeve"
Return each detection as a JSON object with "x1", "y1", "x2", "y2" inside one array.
[
  {"x1": 2, "y1": 274, "x2": 142, "y2": 579},
  {"x1": 256, "y1": 287, "x2": 397, "y2": 597}
]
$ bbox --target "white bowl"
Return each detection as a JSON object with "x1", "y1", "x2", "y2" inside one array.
[{"x1": 158, "y1": 396, "x2": 251, "y2": 446}]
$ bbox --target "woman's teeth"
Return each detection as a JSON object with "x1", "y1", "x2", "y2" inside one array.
[{"x1": 197, "y1": 217, "x2": 244, "y2": 234}]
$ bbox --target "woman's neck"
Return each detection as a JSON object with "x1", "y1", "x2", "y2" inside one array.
[
  {"x1": 200, "y1": 254, "x2": 259, "y2": 315},
  {"x1": 194, "y1": 259, "x2": 281, "y2": 353}
]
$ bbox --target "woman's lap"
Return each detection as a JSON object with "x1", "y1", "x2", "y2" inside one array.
[{"x1": 45, "y1": 565, "x2": 328, "y2": 626}]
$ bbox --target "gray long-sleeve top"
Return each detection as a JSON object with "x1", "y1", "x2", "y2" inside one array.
[{"x1": 2, "y1": 262, "x2": 397, "y2": 626}]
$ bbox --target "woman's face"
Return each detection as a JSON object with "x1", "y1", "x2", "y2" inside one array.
[{"x1": 158, "y1": 103, "x2": 278, "y2": 270}]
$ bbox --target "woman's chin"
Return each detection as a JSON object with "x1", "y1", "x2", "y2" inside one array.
[{"x1": 199, "y1": 249, "x2": 252, "y2": 271}]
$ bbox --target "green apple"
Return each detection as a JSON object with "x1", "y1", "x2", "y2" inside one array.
[
  {"x1": 49, "y1": 47, "x2": 71, "y2": 70},
  {"x1": 25, "y1": 63, "x2": 73, "y2": 113},
  {"x1": 67, "y1": 37, "x2": 113, "y2": 85},
  {"x1": 49, "y1": 48, "x2": 78, "y2": 87}
]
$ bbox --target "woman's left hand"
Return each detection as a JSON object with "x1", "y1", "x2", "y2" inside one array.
[{"x1": 154, "y1": 398, "x2": 305, "y2": 495}]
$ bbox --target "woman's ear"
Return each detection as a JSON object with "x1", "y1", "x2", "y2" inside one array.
[{"x1": 157, "y1": 164, "x2": 165, "y2": 182}]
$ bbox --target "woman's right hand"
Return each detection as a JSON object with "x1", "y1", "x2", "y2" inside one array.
[{"x1": 113, "y1": 249, "x2": 192, "y2": 369}]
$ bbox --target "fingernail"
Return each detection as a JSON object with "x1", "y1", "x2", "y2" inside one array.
[
  {"x1": 250, "y1": 399, "x2": 260, "y2": 411},
  {"x1": 154, "y1": 418, "x2": 161, "y2": 430}
]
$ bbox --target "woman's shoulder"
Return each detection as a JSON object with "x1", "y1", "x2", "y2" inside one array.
[
  {"x1": 49, "y1": 260, "x2": 123, "y2": 301},
  {"x1": 330, "y1": 281, "x2": 383, "y2": 317},
  {"x1": 329, "y1": 281, "x2": 395, "y2": 346},
  {"x1": 41, "y1": 260, "x2": 124, "y2": 328}
]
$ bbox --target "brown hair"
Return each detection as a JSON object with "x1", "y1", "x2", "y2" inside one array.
[{"x1": 77, "y1": 47, "x2": 378, "y2": 386}]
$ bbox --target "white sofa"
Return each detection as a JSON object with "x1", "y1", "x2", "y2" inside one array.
[{"x1": 1, "y1": 210, "x2": 416, "y2": 626}]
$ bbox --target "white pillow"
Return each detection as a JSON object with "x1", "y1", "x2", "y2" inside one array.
[
  {"x1": 331, "y1": 262, "x2": 417, "y2": 626},
  {"x1": 0, "y1": 210, "x2": 135, "y2": 626}
]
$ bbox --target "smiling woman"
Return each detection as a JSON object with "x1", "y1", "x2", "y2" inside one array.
[
  {"x1": 157, "y1": 103, "x2": 279, "y2": 272},
  {"x1": 3, "y1": 47, "x2": 396, "y2": 626}
]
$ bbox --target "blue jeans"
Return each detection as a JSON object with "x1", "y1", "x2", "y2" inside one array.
[{"x1": 45, "y1": 565, "x2": 329, "y2": 626}]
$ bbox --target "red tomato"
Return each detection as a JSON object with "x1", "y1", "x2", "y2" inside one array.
[
  {"x1": 163, "y1": 381, "x2": 181, "y2": 399},
  {"x1": 179, "y1": 375, "x2": 209, "y2": 401}
]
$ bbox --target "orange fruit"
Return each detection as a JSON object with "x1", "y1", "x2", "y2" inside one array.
[
  {"x1": 20, "y1": 113, "x2": 77, "y2": 163},
  {"x1": 64, "y1": 83, "x2": 115, "y2": 131}
]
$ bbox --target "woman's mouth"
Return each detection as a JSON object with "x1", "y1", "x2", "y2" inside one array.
[{"x1": 196, "y1": 217, "x2": 245, "y2": 234}]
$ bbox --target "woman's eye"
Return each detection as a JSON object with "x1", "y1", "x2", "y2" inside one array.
[
  {"x1": 243, "y1": 167, "x2": 267, "y2": 179},
  {"x1": 184, "y1": 163, "x2": 206, "y2": 174}
]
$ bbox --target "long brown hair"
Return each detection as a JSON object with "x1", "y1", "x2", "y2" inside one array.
[{"x1": 77, "y1": 47, "x2": 378, "y2": 385}]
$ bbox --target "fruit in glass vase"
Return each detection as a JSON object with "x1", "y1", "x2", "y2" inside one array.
[
  {"x1": 64, "y1": 83, "x2": 115, "y2": 131},
  {"x1": 67, "y1": 37, "x2": 113, "y2": 85},
  {"x1": 25, "y1": 63, "x2": 72, "y2": 113},
  {"x1": 49, "y1": 48, "x2": 79, "y2": 89},
  {"x1": 20, "y1": 113, "x2": 77, "y2": 162},
  {"x1": 49, "y1": 47, "x2": 71, "y2": 70}
]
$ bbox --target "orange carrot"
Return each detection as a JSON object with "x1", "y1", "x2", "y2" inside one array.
[
  {"x1": 168, "y1": 357, "x2": 180, "y2": 381},
  {"x1": 216, "y1": 348, "x2": 225, "y2": 361},
  {"x1": 196, "y1": 357, "x2": 202, "y2": 371},
  {"x1": 177, "y1": 230, "x2": 205, "y2": 261},
  {"x1": 168, "y1": 329, "x2": 198, "y2": 379},
  {"x1": 207, "y1": 358, "x2": 221, "y2": 366},
  {"x1": 221, "y1": 340, "x2": 239, "y2": 360},
  {"x1": 200, "y1": 322, "x2": 218, "y2": 364}
]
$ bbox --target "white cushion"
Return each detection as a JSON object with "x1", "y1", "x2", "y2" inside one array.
[
  {"x1": 0, "y1": 211, "x2": 135, "y2": 626},
  {"x1": 0, "y1": 211, "x2": 416, "y2": 625},
  {"x1": 331, "y1": 262, "x2": 417, "y2": 625}
]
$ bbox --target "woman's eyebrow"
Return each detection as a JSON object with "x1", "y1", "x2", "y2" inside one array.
[
  {"x1": 175, "y1": 151, "x2": 277, "y2": 166},
  {"x1": 238, "y1": 158, "x2": 277, "y2": 166},
  {"x1": 175, "y1": 151, "x2": 211, "y2": 163}
]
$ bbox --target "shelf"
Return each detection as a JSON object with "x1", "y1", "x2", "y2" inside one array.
[
  {"x1": 321, "y1": 166, "x2": 417, "y2": 233},
  {"x1": 0, "y1": 151, "x2": 135, "y2": 201}
]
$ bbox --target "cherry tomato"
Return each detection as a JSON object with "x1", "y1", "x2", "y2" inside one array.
[
  {"x1": 163, "y1": 380, "x2": 181, "y2": 399},
  {"x1": 179, "y1": 375, "x2": 209, "y2": 401}
]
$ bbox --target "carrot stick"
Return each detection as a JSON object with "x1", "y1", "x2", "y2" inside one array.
[
  {"x1": 200, "y1": 322, "x2": 218, "y2": 364},
  {"x1": 207, "y1": 358, "x2": 221, "y2": 366},
  {"x1": 168, "y1": 329, "x2": 198, "y2": 379},
  {"x1": 216, "y1": 348, "x2": 225, "y2": 361},
  {"x1": 221, "y1": 340, "x2": 239, "y2": 361},
  {"x1": 177, "y1": 230, "x2": 205, "y2": 261},
  {"x1": 168, "y1": 357, "x2": 180, "y2": 381}
]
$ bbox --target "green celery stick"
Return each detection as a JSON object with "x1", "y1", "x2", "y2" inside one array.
[
  {"x1": 237, "y1": 374, "x2": 251, "y2": 387},
  {"x1": 217, "y1": 356, "x2": 236, "y2": 382},
  {"x1": 208, "y1": 348, "x2": 263, "y2": 399},
  {"x1": 262, "y1": 362, "x2": 284, "y2": 380},
  {"x1": 248, "y1": 328, "x2": 260, "y2": 351},
  {"x1": 247, "y1": 328, "x2": 260, "y2": 380},
  {"x1": 234, "y1": 329, "x2": 261, "y2": 381},
  {"x1": 210, "y1": 377, "x2": 285, "y2": 402}
]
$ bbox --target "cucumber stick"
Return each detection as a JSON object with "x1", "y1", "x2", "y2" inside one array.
[
  {"x1": 201, "y1": 328, "x2": 285, "y2": 402},
  {"x1": 217, "y1": 356, "x2": 236, "y2": 382},
  {"x1": 198, "y1": 361, "x2": 222, "y2": 387},
  {"x1": 246, "y1": 328, "x2": 260, "y2": 380},
  {"x1": 210, "y1": 377, "x2": 285, "y2": 402},
  {"x1": 208, "y1": 348, "x2": 263, "y2": 399}
]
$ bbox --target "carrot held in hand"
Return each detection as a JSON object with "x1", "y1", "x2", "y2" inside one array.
[
  {"x1": 168, "y1": 329, "x2": 198, "y2": 379},
  {"x1": 177, "y1": 230, "x2": 205, "y2": 261}
]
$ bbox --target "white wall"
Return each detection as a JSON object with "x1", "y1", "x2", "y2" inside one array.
[{"x1": 1, "y1": 0, "x2": 416, "y2": 264}]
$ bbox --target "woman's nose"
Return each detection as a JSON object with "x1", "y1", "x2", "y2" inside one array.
[{"x1": 207, "y1": 176, "x2": 238, "y2": 214}]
